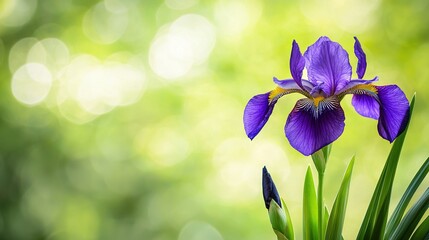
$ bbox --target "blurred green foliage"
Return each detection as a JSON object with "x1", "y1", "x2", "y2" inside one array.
[{"x1": 0, "y1": 0, "x2": 428, "y2": 239}]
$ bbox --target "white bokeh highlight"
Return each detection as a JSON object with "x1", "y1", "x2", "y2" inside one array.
[
  {"x1": 149, "y1": 14, "x2": 216, "y2": 80},
  {"x1": 12, "y1": 63, "x2": 53, "y2": 105},
  {"x1": 83, "y1": 1, "x2": 129, "y2": 44},
  {"x1": 0, "y1": 0, "x2": 37, "y2": 27}
]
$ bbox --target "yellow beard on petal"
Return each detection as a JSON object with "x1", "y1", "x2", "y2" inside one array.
[
  {"x1": 313, "y1": 96, "x2": 325, "y2": 107},
  {"x1": 355, "y1": 84, "x2": 377, "y2": 93},
  {"x1": 269, "y1": 87, "x2": 289, "y2": 102}
]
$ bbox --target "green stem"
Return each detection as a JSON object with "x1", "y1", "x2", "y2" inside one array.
[{"x1": 318, "y1": 171, "x2": 325, "y2": 240}]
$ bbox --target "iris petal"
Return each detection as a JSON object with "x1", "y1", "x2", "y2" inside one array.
[
  {"x1": 285, "y1": 97, "x2": 345, "y2": 156},
  {"x1": 347, "y1": 84, "x2": 409, "y2": 142},
  {"x1": 273, "y1": 77, "x2": 314, "y2": 94},
  {"x1": 376, "y1": 85, "x2": 409, "y2": 142},
  {"x1": 244, "y1": 84, "x2": 308, "y2": 139},
  {"x1": 305, "y1": 39, "x2": 352, "y2": 96},
  {"x1": 352, "y1": 94, "x2": 380, "y2": 119},
  {"x1": 290, "y1": 40, "x2": 305, "y2": 89},
  {"x1": 243, "y1": 92, "x2": 275, "y2": 140},
  {"x1": 338, "y1": 77, "x2": 378, "y2": 93},
  {"x1": 354, "y1": 37, "x2": 367, "y2": 79},
  {"x1": 303, "y1": 36, "x2": 331, "y2": 69}
]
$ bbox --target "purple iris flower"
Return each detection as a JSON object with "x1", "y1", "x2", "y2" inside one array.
[{"x1": 244, "y1": 37, "x2": 409, "y2": 156}]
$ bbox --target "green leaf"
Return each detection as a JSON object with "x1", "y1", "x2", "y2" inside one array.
[
  {"x1": 410, "y1": 214, "x2": 429, "y2": 240},
  {"x1": 269, "y1": 200, "x2": 288, "y2": 236},
  {"x1": 385, "y1": 157, "x2": 429, "y2": 238},
  {"x1": 325, "y1": 157, "x2": 354, "y2": 240},
  {"x1": 303, "y1": 167, "x2": 318, "y2": 240},
  {"x1": 323, "y1": 206, "x2": 329, "y2": 234},
  {"x1": 357, "y1": 95, "x2": 415, "y2": 240},
  {"x1": 273, "y1": 230, "x2": 289, "y2": 240},
  {"x1": 311, "y1": 144, "x2": 331, "y2": 174},
  {"x1": 282, "y1": 198, "x2": 295, "y2": 240},
  {"x1": 390, "y1": 188, "x2": 429, "y2": 240}
]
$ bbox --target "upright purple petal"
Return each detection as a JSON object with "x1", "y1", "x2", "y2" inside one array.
[
  {"x1": 354, "y1": 37, "x2": 367, "y2": 79},
  {"x1": 352, "y1": 94, "x2": 380, "y2": 119},
  {"x1": 290, "y1": 40, "x2": 305, "y2": 89},
  {"x1": 285, "y1": 97, "x2": 345, "y2": 155},
  {"x1": 376, "y1": 85, "x2": 409, "y2": 142},
  {"x1": 244, "y1": 92, "x2": 275, "y2": 140},
  {"x1": 304, "y1": 36, "x2": 331, "y2": 69},
  {"x1": 305, "y1": 40, "x2": 352, "y2": 96}
]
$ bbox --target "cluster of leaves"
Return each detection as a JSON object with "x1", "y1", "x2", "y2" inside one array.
[{"x1": 271, "y1": 96, "x2": 429, "y2": 239}]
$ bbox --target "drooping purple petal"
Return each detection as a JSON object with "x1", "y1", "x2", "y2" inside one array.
[
  {"x1": 262, "y1": 166, "x2": 281, "y2": 209},
  {"x1": 285, "y1": 97, "x2": 345, "y2": 156},
  {"x1": 352, "y1": 94, "x2": 380, "y2": 119},
  {"x1": 244, "y1": 92, "x2": 275, "y2": 140},
  {"x1": 305, "y1": 39, "x2": 352, "y2": 96},
  {"x1": 354, "y1": 37, "x2": 367, "y2": 79},
  {"x1": 290, "y1": 40, "x2": 305, "y2": 89},
  {"x1": 273, "y1": 77, "x2": 314, "y2": 93},
  {"x1": 376, "y1": 85, "x2": 409, "y2": 142}
]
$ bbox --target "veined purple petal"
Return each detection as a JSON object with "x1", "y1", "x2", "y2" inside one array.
[
  {"x1": 354, "y1": 37, "x2": 367, "y2": 79},
  {"x1": 285, "y1": 97, "x2": 345, "y2": 156},
  {"x1": 305, "y1": 39, "x2": 352, "y2": 96},
  {"x1": 338, "y1": 77, "x2": 378, "y2": 93},
  {"x1": 290, "y1": 40, "x2": 305, "y2": 89},
  {"x1": 376, "y1": 85, "x2": 409, "y2": 142},
  {"x1": 352, "y1": 94, "x2": 379, "y2": 119},
  {"x1": 244, "y1": 92, "x2": 275, "y2": 140},
  {"x1": 273, "y1": 77, "x2": 314, "y2": 93},
  {"x1": 348, "y1": 84, "x2": 409, "y2": 142},
  {"x1": 304, "y1": 36, "x2": 331, "y2": 70}
]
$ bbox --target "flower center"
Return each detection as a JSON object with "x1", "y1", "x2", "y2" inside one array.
[{"x1": 313, "y1": 96, "x2": 325, "y2": 107}]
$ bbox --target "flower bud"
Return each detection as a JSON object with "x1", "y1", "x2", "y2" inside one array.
[
  {"x1": 262, "y1": 167, "x2": 294, "y2": 240},
  {"x1": 262, "y1": 166, "x2": 282, "y2": 209}
]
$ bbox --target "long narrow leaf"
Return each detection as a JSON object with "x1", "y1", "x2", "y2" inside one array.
[
  {"x1": 385, "y1": 157, "x2": 429, "y2": 238},
  {"x1": 303, "y1": 167, "x2": 318, "y2": 240},
  {"x1": 370, "y1": 193, "x2": 391, "y2": 239},
  {"x1": 410, "y1": 214, "x2": 429, "y2": 240},
  {"x1": 390, "y1": 188, "x2": 429, "y2": 240},
  {"x1": 282, "y1": 198, "x2": 295, "y2": 240},
  {"x1": 357, "y1": 95, "x2": 415, "y2": 239},
  {"x1": 325, "y1": 157, "x2": 354, "y2": 240},
  {"x1": 324, "y1": 206, "x2": 329, "y2": 234}
]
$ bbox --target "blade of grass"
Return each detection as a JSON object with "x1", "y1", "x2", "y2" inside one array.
[
  {"x1": 410, "y1": 214, "x2": 429, "y2": 240},
  {"x1": 385, "y1": 157, "x2": 429, "y2": 238},
  {"x1": 303, "y1": 167, "x2": 318, "y2": 240},
  {"x1": 390, "y1": 188, "x2": 429, "y2": 240},
  {"x1": 325, "y1": 157, "x2": 354, "y2": 240},
  {"x1": 370, "y1": 193, "x2": 391, "y2": 239},
  {"x1": 357, "y1": 95, "x2": 415, "y2": 239}
]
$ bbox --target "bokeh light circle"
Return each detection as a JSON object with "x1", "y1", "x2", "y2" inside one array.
[
  {"x1": 12, "y1": 63, "x2": 52, "y2": 105},
  {"x1": 8, "y1": 37, "x2": 39, "y2": 73},
  {"x1": 178, "y1": 221, "x2": 223, "y2": 240},
  {"x1": 0, "y1": 0, "x2": 37, "y2": 27},
  {"x1": 149, "y1": 14, "x2": 216, "y2": 80},
  {"x1": 27, "y1": 38, "x2": 70, "y2": 73},
  {"x1": 83, "y1": 1, "x2": 129, "y2": 44}
]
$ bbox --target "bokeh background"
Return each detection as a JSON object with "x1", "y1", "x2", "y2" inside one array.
[{"x1": 0, "y1": 0, "x2": 428, "y2": 239}]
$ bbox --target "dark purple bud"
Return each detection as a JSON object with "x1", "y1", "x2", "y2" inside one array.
[{"x1": 262, "y1": 166, "x2": 282, "y2": 209}]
